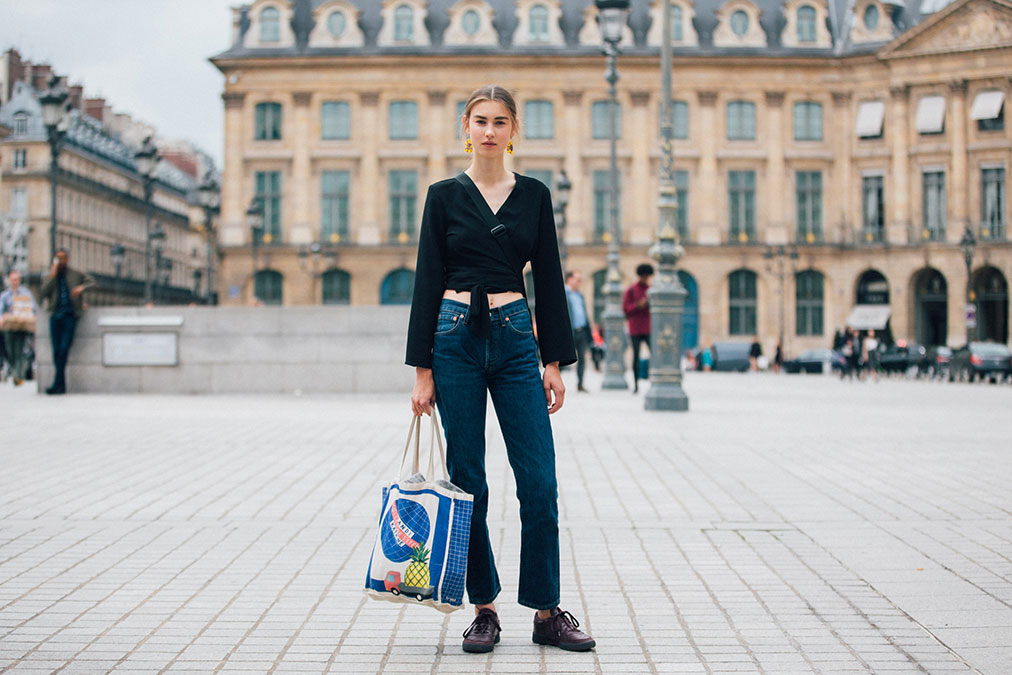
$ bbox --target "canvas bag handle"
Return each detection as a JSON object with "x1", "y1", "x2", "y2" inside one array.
[{"x1": 399, "y1": 413, "x2": 449, "y2": 482}]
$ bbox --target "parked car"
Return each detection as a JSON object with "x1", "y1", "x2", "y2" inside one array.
[
  {"x1": 711, "y1": 342, "x2": 751, "y2": 372},
  {"x1": 879, "y1": 342, "x2": 926, "y2": 375},
  {"x1": 917, "y1": 346, "x2": 953, "y2": 380},
  {"x1": 783, "y1": 348, "x2": 845, "y2": 374},
  {"x1": 949, "y1": 342, "x2": 1012, "y2": 383}
]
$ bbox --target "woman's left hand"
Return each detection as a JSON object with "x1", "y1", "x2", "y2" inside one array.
[{"x1": 543, "y1": 363, "x2": 565, "y2": 414}]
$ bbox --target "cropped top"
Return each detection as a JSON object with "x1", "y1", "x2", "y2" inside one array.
[{"x1": 405, "y1": 173, "x2": 576, "y2": 369}]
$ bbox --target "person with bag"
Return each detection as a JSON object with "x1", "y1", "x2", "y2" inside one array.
[
  {"x1": 39, "y1": 249, "x2": 95, "y2": 394},
  {"x1": 0, "y1": 270, "x2": 38, "y2": 387},
  {"x1": 406, "y1": 85, "x2": 595, "y2": 654}
]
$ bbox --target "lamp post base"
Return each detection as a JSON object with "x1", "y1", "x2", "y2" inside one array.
[{"x1": 645, "y1": 383, "x2": 689, "y2": 410}]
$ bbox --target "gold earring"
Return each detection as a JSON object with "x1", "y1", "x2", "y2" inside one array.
[
  {"x1": 506, "y1": 141, "x2": 514, "y2": 155},
  {"x1": 465, "y1": 138, "x2": 473, "y2": 154}
]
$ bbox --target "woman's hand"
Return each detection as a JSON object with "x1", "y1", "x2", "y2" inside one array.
[
  {"x1": 543, "y1": 362, "x2": 565, "y2": 414},
  {"x1": 411, "y1": 367, "x2": 436, "y2": 416}
]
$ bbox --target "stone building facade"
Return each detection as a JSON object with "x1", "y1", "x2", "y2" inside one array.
[{"x1": 211, "y1": 0, "x2": 1012, "y2": 356}]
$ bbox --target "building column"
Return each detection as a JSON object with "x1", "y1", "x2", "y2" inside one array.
[
  {"x1": 888, "y1": 85, "x2": 911, "y2": 244},
  {"x1": 949, "y1": 79, "x2": 969, "y2": 239},
  {"x1": 291, "y1": 91, "x2": 313, "y2": 248},
  {"x1": 562, "y1": 90, "x2": 584, "y2": 245},
  {"x1": 765, "y1": 91, "x2": 786, "y2": 244},
  {"x1": 831, "y1": 91, "x2": 852, "y2": 245},
  {"x1": 629, "y1": 90, "x2": 652, "y2": 244},
  {"x1": 427, "y1": 90, "x2": 448, "y2": 185},
  {"x1": 358, "y1": 91, "x2": 381, "y2": 245},
  {"x1": 221, "y1": 91, "x2": 246, "y2": 240},
  {"x1": 696, "y1": 90, "x2": 719, "y2": 244}
]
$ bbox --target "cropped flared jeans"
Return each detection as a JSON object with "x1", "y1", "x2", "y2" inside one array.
[{"x1": 431, "y1": 298, "x2": 560, "y2": 610}]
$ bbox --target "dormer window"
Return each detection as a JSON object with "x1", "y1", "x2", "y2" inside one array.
[
  {"x1": 328, "y1": 10, "x2": 347, "y2": 38},
  {"x1": 13, "y1": 113, "x2": 28, "y2": 136},
  {"x1": 863, "y1": 4, "x2": 879, "y2": 29},
  {"x1": 260, "y1": 6, "x2": 280, "y2": 42},
  {"x1": 395, "y1": 5, "x2": 414, "y2": 41},
  {"x1": 530, "y1": 4, "x2": 549, "y2": 41},
  {"x1": 671, "y1": 5, "x2": 684, "y2": 41},
  {"x1": 797, "y1": 5, "x2": 816, "y2": 42},
  {"x1": 730, "y1": 10, "x2": 749, "y2": 36},
  {"x1": 462, "y1": 9, "x2": 480, "y2": 35}
]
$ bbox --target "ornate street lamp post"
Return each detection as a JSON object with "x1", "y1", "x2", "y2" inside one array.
[
  {"x1": 763, "y1": 244, "x2": 800, "y2": 351},
  {"x1": 110, "y1": 242, "x2": 125, "y2": 305},
  {"x1": 197, "y1": 172, "x2": 220, "y2": 304},
  {"x1": 40, "y1": 75, "x2": 70, "y2": 263},
  {"x1": 134, "y1": 136, "x2": 160, "y2": 304},
  {"x1": 298, "y1": 241, "x2": 323, "y2": 301},
  {"x1": 149, "y1": 223, "x2": 165, "y2": 304},
  {"x1": 159, "y1": 256, "x2": 173, "y2": 303},
  {"x1": 960, "y1": 225, "x2": 977, "y2": 343},
  {"x1": 554, "y1": 170, "x2": 572, "y2": 268},
  {"x1": 595, "y1": 0, "x2": 631, "y2": 390},
  {"x1": 246, "y1": 198, "x2": 264, "y2": 302},
  {"x1": 645, "y1": 0, "x2": 690, "y2": 410}
]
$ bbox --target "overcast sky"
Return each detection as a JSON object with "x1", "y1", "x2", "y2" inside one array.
[{"x1": 0, "y1": 0, "x2": 236, "y2": 168}]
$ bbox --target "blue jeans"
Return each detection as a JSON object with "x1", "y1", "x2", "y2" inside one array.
[
  {"x1": 50, "y1": 312, "x2": 78, "y2": 389},
  {"x1": 432, "y1": 298, "x2": 560, "y2": 610}
]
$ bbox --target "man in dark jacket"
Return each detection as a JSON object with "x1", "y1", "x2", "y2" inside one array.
[
  {"x1": 622, "y1": 263, "x2": 653, "y2": 393},
  {"x1": 39, "y1": 249, "x2": 95, "y2": 394}
]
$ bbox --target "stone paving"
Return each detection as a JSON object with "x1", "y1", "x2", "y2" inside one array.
[{"x1": 1, "y1": 369, "x2": 1011, "y2": 674}]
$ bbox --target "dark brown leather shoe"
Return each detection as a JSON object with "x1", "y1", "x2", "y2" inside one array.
[
  {"x1": 532, "y1": 608, "x2": 595, "y2": 651},
  {"x1": 462, "y1": 608, "x2": 501, "y2": 653}
]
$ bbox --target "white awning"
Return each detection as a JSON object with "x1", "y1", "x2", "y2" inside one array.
[
  {"x1": 846, "y1": 304, "x2": 892, "y2": 330},
  {"x1": 856, "y1": 101, "x2": 885, "y2": 138},
  {"x1": 970, "y1": 90, "x2": 1005, "y2": 120},
  {"x1": 915, "y1": 95, "x2": 946, "y2": 134}
]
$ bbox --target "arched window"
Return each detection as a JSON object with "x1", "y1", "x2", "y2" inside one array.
[
  {"x1": 381, "y1": 268, "x2": 414, "y2": 305},
  {"x1": 394, "y1": 5, "x2": 414, "y2": 41},
  {"x1": 729, "y1": 269, "x2": 757, "y2": 335},
  {"x1": 260, "y1": 6, "x2": 280, "y2": 42},
  {"x1": 530, "y1": 4, "x2": 549, "y2": 42},
  {"x1": 322, "y1": 268, "x2": 351, "y2": 305},
  {"x1": 254, "y1": 269, "x2": 283, "y2": 305},
  {"x1": 914, "y1": 269, "x2": 947, "y2": 346},
  {"x1": 864, "y1": 4, "x2": 880, "y2": 30},
  {"x1": 730, "y1": 10, "x2": 749, "y2": 36},
  {"x1": 797, "y1": 6, "x2": 817, "y2": 43},
  {"x1": 462, "y1": 9, "x2": 481, "y2": 35},
  {"x1": 328, "y1": 10, "x2": 347, "y2": 38},
  {"x1": 678, "y1": 271, "x2": 699, "y2": 351},
  {"x1": 795, "y1": 270, "x2": 824, "y2": 336}
]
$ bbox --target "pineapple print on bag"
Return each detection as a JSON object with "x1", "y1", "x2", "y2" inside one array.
[{"x1": 405, "y1": 543, "x2": 431, "y2": 588}]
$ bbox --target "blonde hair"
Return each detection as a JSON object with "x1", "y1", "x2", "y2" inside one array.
[{"x1": 461, "y1": 84, "x2": 519, "y2": 138}]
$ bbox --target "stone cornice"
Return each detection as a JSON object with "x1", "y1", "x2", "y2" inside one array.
[
  {"x1": 223, "y1": 92, "x2": 246, "y2": 109},
  {"x1": 697, "y1": 91, "x2": 718, "y2": 106}
]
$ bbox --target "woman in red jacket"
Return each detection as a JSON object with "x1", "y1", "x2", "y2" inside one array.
[{"x1": 622, "y1": 263, "x2": 654, "y2": 393}]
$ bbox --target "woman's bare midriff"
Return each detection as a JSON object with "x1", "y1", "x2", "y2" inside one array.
[{"x1": 443, "y1": 289, "x2": 524, "y2": 307}]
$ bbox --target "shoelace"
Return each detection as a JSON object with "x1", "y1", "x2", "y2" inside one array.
[
  {"x1": 462, "y1": 612, "x2": 500, "y2": 638},
  {"x1": 549, "y1": 610, "x2": 580, "y2": 635}
]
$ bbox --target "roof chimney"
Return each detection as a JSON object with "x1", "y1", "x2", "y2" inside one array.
[{"x1": 84, "y1": 97, "x2": 106, "y2": 122}]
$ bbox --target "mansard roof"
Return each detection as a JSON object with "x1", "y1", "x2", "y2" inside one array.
[{"x1": 212, "y1": 0, "x2": 954, "y2": 60}]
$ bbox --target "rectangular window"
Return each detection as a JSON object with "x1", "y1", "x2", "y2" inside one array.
[
  {"x1": 14, "y1": 115, "x2": 28, "y2": 136},
  {"x1": 389, "y1": 170, "x2": 418, "y2": 242},
  {"x1": 254, "y1": 102, "x2": 282, "y2": 141},
  {"x1": 321, "y1": 101, "x2": 351, "y2": 140},
  {"x1": 593, "y1": 169, "x2": 621, "y2": 242},
  {"x1": 728, "y1": 170, "x2": 756, "y2": 242},
  {"x1": 254, "y1": 171, "x2": 282, "y2": 243},
  {"x1": 856, "y1": 101, "x2": 885, "y2": 139},
  {"x1": 527, "y1": 169, "x2": 553, "y2": 200},
  {"x1": 793, "y1": 102, "x2": 823, "y2": 141},
  {"x1": 592, "y1": 101, "x2": 621, "y2": 140},
  {"x1": 13, "y1": 148, "x2": 27, "y2": 169},
  {"x1": 861, "y1": 175, "x2": 885, "y2": 242},
  {"x1": 389, "y1": 101, "x2": 418, "y2": 140},
  {"x1": 726, "y1": 101, "x2": 756, "y2": 140},
  {"x1": 672, "y1": 100, "x2": 689, "y2": 139},
  {"x1": 922, "y1": 171, "x2": 946, "y2": 241},
  {"x1": 971, "y1": 90, "x2": 1005, "y2": 132},
  {"x1": 982, "y1": 167, "x2": 1006, "y2": 239},
  {"x1": 796, "y1": 171, "x2": 823, "y2": 242},
  {"x1": 674, "y1": 170, "x2": 688, "y2": 240},
  {"x1": 10, "y1": 187, "x2": 27, "y2": 218},
  {"x1": 524, "y1": 100, "x2": 554, "y2": 139},
  {"x1": 321, "y1": 170, "x2": 350, "y2": 242},
  {"x1": 916, "y1": 95, "x2": 946, "y2": 135}
]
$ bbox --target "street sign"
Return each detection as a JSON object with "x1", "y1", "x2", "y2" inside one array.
[{"x1": 965, "y1": 303, "x2": 977, "y2": 329}]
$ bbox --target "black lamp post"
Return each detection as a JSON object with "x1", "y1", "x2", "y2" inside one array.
[
  {"x1": 40, "y1": 75, "x2": 70, "y2": 263},
  {"x1": 764, "y1": 244, "x2": 800, "y2": 347},
  {"x1": 110, "y1": 242, "x2": 125, "y2": 305},
  {"x1": 595, "y1": 0, "x2": 631, "y2": 390},
  {"x1": 149, "y1": 223, "x2": 165, "y2": 305},
  {"x1": 960, "y1": 225, "x2": 977, "y2": 343},
  {"x1": 197, "y1": 172, "x2": 220, "y2": 304},
  {"x1": 134, "y1": 136, "x2": 160, "y2": 304},
  {"x1": 247, "y1": 198, "x2": 264, "y2": 301},
  {"x1": 299, "y1": 241, "x2": 324, "y2": 301},
  {"x1": 554, "y1": 170, "x2": 572, "y2": 268},
  {"x1": 192, "y1": 268, "x2": 203, "y2": 300}
]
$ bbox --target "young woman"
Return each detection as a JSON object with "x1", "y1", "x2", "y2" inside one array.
[{"x1": 406, "y1": 85, "x2": 595, "y2": 654}]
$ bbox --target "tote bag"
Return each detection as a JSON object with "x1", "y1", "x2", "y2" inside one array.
[{"x1": 364, "y1": 414, "x2": 473, "y2": 613}]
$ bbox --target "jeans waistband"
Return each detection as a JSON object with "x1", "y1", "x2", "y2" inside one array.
[{"x1": 439, "y1": 297, "x2": 527, "y2": 327}]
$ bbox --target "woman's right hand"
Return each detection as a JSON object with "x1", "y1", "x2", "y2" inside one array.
[{"x1": 411, "y1": 367, "x2": 436, "y2": 416}]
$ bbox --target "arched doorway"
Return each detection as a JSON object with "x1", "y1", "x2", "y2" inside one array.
[
  {"x1": 974, "y1": 267, "x2": 1009, "y2": 343},
  {"x1": 913, "y1": 268, "x2": 947, "y2": 346},
  {"x1": 678, "y1": 271, "x2": 699, "y2": 351},
  {"x1": 851, "y1": 269, "x2": 892, "y2": 343},
  {"x1": 254, "y1": 269, "x2": 283, "y2": 305},
  {"x1": 856, "y1": 269, "x2": 889, "y2": 305},
  {"x1": 381, "y1": 268, "x2": 414, "y2": 305}
]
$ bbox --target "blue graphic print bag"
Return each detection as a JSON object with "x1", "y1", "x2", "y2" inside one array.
[{"x1": 364, "y1": 414, "x2": 473, "y2": 613}]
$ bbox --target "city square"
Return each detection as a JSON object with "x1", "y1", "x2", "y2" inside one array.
[{"x1": 1, "y1": 371, "x2": 1010, "y2": 674}]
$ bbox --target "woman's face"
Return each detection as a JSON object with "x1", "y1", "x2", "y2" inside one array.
[{"x1": 463, "y1": 100, "x2": 515, "y2": 157}]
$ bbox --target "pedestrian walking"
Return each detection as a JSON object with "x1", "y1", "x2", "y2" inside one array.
[
  {"x1": 406, "y1": 85, "x2": 595, "y2": 655},
  {"x1": 0, "y1": 270, "x2": 38, "y2": 387},
  {"x1": 749, "y1": 336, "x2": 763, "y2": 371},
  {"x1": 622, "y1": 263, "x2": 653, "y2": 393},
  {"x1": 39, "y1": 249, "x2": 95, "y2": 394},
  {"x1": 840, "y1": 328, "x2": 859, "y2": 380},
  {"x1": 564, "y1": 270, "x2": 591, "y2": 392},
  {"x1": 862, "y1": 329, "x2": 880, "y2": 382},
  {"x1": 773, "y1": 338, "x2": 783, "y2": 374}
]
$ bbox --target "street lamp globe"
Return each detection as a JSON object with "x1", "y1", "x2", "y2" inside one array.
[
  {"x1": 197, "y1": 172, "x2": 220, "y2": 210},
  {"x1": 246, "y1": 198, "x2": 264, "y2": 240},
  {"x1": 150, "y1": 223, "x2": 166, "y2": 254},
  {"x1": 595, "y1": 0, "x2": 630, "y2": 45},
  {"x1": 39, "y1": 76, "x2": 69, "y2": 129},
  {"x1": 556, "y1": 170, "x2": 572, "y2": 210},
  {"x1": 134, "y1": 136, "x2": 160, "y2": 180},
  {"x1": 959, "y1": 225, "x2": 977, "y2": 271},
  {"x1": 110, "y1": 242, "x2": 126, "y2": 269}
]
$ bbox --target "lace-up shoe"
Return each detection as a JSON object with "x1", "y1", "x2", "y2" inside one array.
[
  {"x1": 532, "y1": 607, "x2": 596, "y2": 651},
  {"x1": 462, "y1": 608, "x2": 501, "y2": 653}
]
